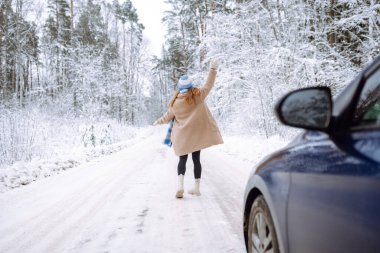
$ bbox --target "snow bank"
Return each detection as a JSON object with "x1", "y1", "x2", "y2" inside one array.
[
  {"x1": 217, "y1": 134, "x2": 289, "y2": 163},
  {"x1": 0, "y1": 127, "x2": 152, "y2": 193}
]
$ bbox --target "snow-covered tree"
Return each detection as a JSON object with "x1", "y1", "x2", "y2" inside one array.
[{"x1": 157, "y1": 0, "x2": 380, "y2": 137}]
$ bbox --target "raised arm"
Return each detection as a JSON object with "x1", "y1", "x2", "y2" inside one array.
[{"x1": 200, "y1": 59, "x2": 218, "y2": 101}]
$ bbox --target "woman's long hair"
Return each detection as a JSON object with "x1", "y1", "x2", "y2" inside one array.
[{"x1": 170, "y1": 88, "x2": 201, "y2": 107}]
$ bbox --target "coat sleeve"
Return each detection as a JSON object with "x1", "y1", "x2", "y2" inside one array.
[
  {"x1": 199, "y1": 68, "x2": 217, "y2": 101},
  {"x1": 157, "y1": 107, "x2": 174, "y2": 124}
]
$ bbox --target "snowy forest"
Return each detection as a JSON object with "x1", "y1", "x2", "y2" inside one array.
[{"x1": 1, "y1": 0, "x2": 380, "y2": 168}]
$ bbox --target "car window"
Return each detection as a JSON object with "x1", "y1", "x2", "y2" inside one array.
[{"x1": 352, "y1": 67, "x2": 380, "y2": 128}]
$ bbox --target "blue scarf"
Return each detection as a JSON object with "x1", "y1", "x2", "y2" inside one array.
[
  {"x1": 163, "y1": 119, "x2": 174, "y2": 147},
  {"x1": 163, "y1": 89, "x2": 187, "y2": 147},
  {"x1": 163, "y1": 89, "x2": 188, "y2": 147}
]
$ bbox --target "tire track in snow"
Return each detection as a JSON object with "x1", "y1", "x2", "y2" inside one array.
[
  {"x1": 0, "y1": 134, "x2": 161, "y2": 253},
  {"x1": 201, "y1": 148, "x2": 253, "y2": 252},
  {"x1": 0, "y1": 164, "x2": 121, "y2": 249}
]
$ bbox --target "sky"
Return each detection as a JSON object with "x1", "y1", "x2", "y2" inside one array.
[{"x1": 131, "y1": 0, "x2": 169, "y2": 57}]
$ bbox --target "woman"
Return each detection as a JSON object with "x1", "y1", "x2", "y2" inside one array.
[{"x1": 153, "y1": 59, "x2": 223, "y2": 198}]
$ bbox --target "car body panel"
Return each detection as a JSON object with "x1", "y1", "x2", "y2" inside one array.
[
  {"x1": 244, "y1": 129, "x2": 380, "y2": 253},
  {"x1": 286, "y1": 131, "x2": 380, "y2": 253}
]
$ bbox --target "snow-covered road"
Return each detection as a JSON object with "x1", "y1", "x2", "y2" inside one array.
[{"x1": 0, "y1": 128, "x2": 257, "y2": 253}]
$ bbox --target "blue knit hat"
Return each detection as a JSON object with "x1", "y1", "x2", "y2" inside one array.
[{"x1": 177, "y1": 75, "x2": 193, "y2": 90}]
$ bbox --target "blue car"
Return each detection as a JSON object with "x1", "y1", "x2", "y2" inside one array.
[{"x1": 243, "y1": 55, "x2": 380, "y2": 253}]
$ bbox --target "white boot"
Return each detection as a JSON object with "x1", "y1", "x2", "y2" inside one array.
[
  {"x1": 175, "y1": 174, "x2": 184, "y2": 198},
  {"x1": 188, "y1": 178, "x2": 201, "y2": 196}
]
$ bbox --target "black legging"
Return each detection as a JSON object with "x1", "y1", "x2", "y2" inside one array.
[{"x1": 178, "y1": 150, "x2": 202, "y2": 179}]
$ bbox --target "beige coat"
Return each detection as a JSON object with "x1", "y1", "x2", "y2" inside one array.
[{"x1": 157, "y1": 69, "x2": 223, "y2": 156}]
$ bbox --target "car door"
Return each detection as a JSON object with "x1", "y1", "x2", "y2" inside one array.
[{"x1": 286, "y1": 65, "x2": 380, "y2": 253}]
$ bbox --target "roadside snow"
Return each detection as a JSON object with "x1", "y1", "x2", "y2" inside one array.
[
  {"x1": 0, "y1": 127, "x2": 288, "y2": 194},
  {"x1": 217, "y1": 134, "x2": 287, "y2": 163},
  {"x1": 0, "y1": 127, "x2": 150, "y2": 193}
]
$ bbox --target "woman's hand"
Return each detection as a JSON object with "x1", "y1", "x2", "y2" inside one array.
[{"x1": 210, "y1": 58, "x2": 218, "y2": 70}]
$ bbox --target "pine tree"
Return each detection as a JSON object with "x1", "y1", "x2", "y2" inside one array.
[
  {"x1": 75, "y1": 0, "x2": 107, "y2": 48},
  {"x1": 0, "y1": 0, "x2": 38, "y2": 103},
  {"x1": 43, "y1": 0, "x2": 72, "y2": 95}
]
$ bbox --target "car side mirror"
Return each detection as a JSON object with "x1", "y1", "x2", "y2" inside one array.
[{"x1": 276, "y1": 87, "x2": 332, "y2": 131}]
